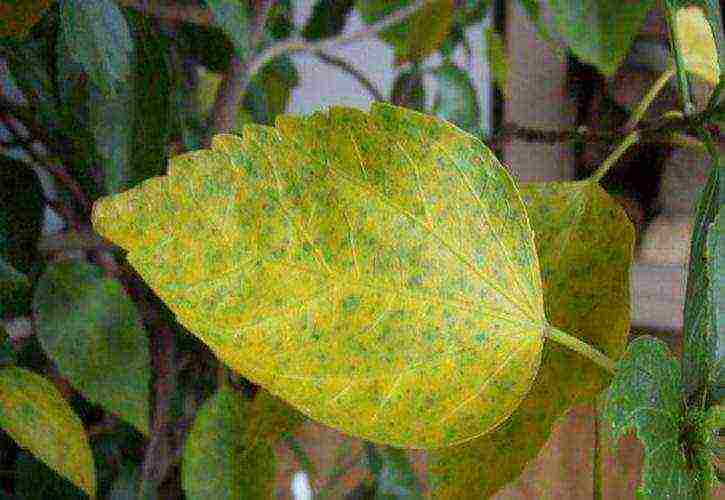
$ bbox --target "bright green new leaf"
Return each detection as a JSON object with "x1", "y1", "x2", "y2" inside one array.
[
  {"x1": 547, "y1": 0, "x2": 655, "y2": 76},
  {"x1": 674, "y1": 5, "x2": 721, "y2": 85},
  {"x1": 32, "y1": 261, "x2": 150, "y2": 436},
  {"x1": 683, "y1": 162, "x2": 721, "y2": 399},
  {"x1": 0, "y1": 366, "x2": 96, "y2": 498},
  {"x1": 92, "y1": 103, "x2": 546, "y2": 449},
  {"x1": 429, "y1": 180, "x2": 633, "y2": 499},
  {"x1": 433, "y1": 63, "x2": 480, "y2": 133},
  {"x1": 601, "y1": 336, "x2": 697, "y2": 499},
  {"x1": 357, "y1": 0, "x2": 456, "y2": 64},
  {"x1": 60, "y1": 0, "x2": 134, "y2": 97},
  {"x1": 181, "y1": 387, "x2": 276, "y2": 500}
]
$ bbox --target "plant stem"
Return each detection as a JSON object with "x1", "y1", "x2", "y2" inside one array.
[
  {"x1": 625, "y1": 66, "x2": 676, "y2": 131},
  {"x1": 545, "y1": 326, "x2": 616, "y2": 375},
  {"x1": 590, "y1": 131, "x2": 640, "y2": 183}
]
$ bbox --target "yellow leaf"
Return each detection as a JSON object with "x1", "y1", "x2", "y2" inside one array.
[
  {"x1": 676, "y1": 5, "x2": 720, "y2": 85},
  {"x1": 92, "y1": 103, "x2": 547, "y2": 449}
]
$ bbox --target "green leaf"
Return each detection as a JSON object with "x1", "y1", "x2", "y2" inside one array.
[
  {"x1": 357, "y1": 0, "x2": 456, "y2": 64},
  {"x1": 0, "y1": 366, "x2": 96, "y2": 498},
  {"x1": 32, "y1": 261, "x2": 150, "y2": 435},
  {"x1": 547, "y1": 0, "x2": 655, "y2": 76},
  {"x1": 13, "y1": 450, "x2": 86, "y2": 500},
  {"x1": 0, "y1": 0, "x2": 53, "y2": 38},
  {"x1": 707, "y1": 207, "x2": 724, "y2": 400},
  {"x1": 205, "y1": 0, "x2": 250, "y2": 58},
  {"x1": 601, "y1": 336, "x2": 695, "y2": 499},
  {"x1": 683, "y1": 162, "x2": 721, "y2": 399},
  {"x1": 432, "y1": 63, "x2": 480, "y2": 133},
  {"x1": 92, "y1": 103, "x2": 547, "y2": 449},
  {"x1": 60, "y1": 0, "x2": 134, "y2": 97},
  {"x1": 429, "y1": 180, "x2": 633, "y2": 499},
  {"x1": 390, "y1": 69, "x2": 426, "y2": 111},
  {"x1": 0, "y1": 259, "x2": 30, "y2": 320},
  {"x1": 181, "y1": 387, "x2": 276, "y2": 500},
  {"x1": 674, "y1": 4, "x2": 721, "y2": 85},
  {"x1": 303, "y1": 0, "x2": 356, "y2": 40},
  {"x1": 0, "y1": 324, "x2": 15, "y2": 367},
  {"x1": 244, "y1": 55, "x2": 300, "y2": 125},
  {"x1": 485, "y1": 28, "x2": 508, "y2": 97}
]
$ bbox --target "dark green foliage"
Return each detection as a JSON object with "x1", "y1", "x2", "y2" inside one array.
[
  {"x1": 390, "y1": 69, "x2": 426, "y2": 111},
  {"x1": 302, "y1": 0, "x2": 356, "y2": 40}
]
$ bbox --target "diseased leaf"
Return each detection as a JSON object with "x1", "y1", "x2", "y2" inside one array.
[
  {"x1": 60, "y1": 0, "x2": 134, "y2": 97},
  {"x1": 181, "y1": 387, "x2": 276, "y2": 500},
  {"x1": 206, "y1": 0, "x2": 250, "y2": 58},
  {"x1": 601, "y1": 336, "x2": 698, "y2": 499},
  {"x1": 433, "y1": 63, "x2": 480, "y2": 133},
  {"x1": 357, "y1": 0, "x2": 456, "y2": 64},
  {"x1": 0, "y1": 366, "x2": 96, "y2": 498},
  {"x1": 33, "y1": 261, "x2": 150, "y2": 435},
  {"x1": 675, "y1": 5, "x2": 721, "y2": 85},
  {"x1": 547, "y1": 0, "x2": 655, "y2": 75},
  {"x1": 92, "y1": 103, "x2": 547, "y2": 449},
  {"x1": 683, "y1": 162, "x2": 721, "y2": 399},
  {"x1": 0, "y1": 0, "x2": 53, "y2": 38},
  {"x1": 303, "y1": 0, "x2": 356, "y2": 40},
  {"x1": 429, "y1": 180, "x2": 633, "y2": 499}
]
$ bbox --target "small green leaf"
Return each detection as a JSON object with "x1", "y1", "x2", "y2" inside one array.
[
  {"x1": 181, "y1": 387, "x2": 276, "y2": 500},
  {"x1": 33, "y1": 261, "x2": 150, "y2": 435},
  {"x1": 601, "y1": 336, "x2": 695, "y2": 499},
  {"x1": 244, "y1": 55, "x2": 300, "y2": 125},
  {"x1": 547, "y1": 0, "x2": 655, "y2": 75},
  {"x1": 429, "y1": 180, "x2": 633, "y2": 499},
  {"x1": 357, "y1": 0, "x2": 456, "y2": 64},
  {"x1": 205, "y1": 0, "x2": 250, "y2": 58},
  {"x1": 390, "y1": 69, "x2": 426, "y2": 111},
  {"x1": 0, "y1": 366, "x2": 96, "y2": 498},
  {"x1": 683, "y1": 162, "x2": 721, "y2": 399},
  {"x1": 92, "y1": 103, "x2": 547, "y2": 449},
  {"x1": 60, "y1": 0, "x2": 134, "y2": 97},
  {"x1": 303, "y1": 0, "x2": 356, "y2": 40},
  {"x1": 432, "y1": 63, "x2": 480, "y2": 132},
  {"x1": 485, "y1": 28, "x2": 508, "y2": 97}
]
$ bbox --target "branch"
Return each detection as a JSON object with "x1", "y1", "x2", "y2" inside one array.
[{"x1": 313, "y1": 51, "x2": 385, "y2": 102}]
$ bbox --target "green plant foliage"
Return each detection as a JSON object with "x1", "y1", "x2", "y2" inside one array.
[
  {"x1": 366, "y1": 445, "x2": 422, "y2": 498},
  {"x1": 485, "y1": 28, "x2": 508, "y2": 97},
  {"x1": 13, "y1": 450, "x2": 86, "y2": 500},
  {"x1": 674, "y1": 4, "x2": 721, "y2": 85},
  {"x1": 32, "y1": 261, "x2": 150, "y2": 436},
  {"x1": 429, "y1": 180, "x2": 633, "y2": 499},
  {"x1": 206, "y1": 0, "x2": 250, "y2": 58},
  {"x1": 357, "y1": 0, "x2": 456, "y2": 64},
  {"x1": 302, "y1": 0, "x2": 356, "y2": 40},
  {"x1": 0, "y1": 0, "x2": 53, "y2": 38},
  {"x1": 707, "y1": 208, "x2": 724, "y2": 401},
  {"x1": 0, "y1": 366, "x2": 96, "y2": 498},
  {"x1": 601, "y1": 336, "x2": 710, "y2": 499},
  {"x1": 547, "y1": 0, "x2": 655, "y2": 76},
  {"x1": 0, "y1": 324, "x2": 14, "y2": 367},
  {"x1": 432, "y1": 63, "x2": 480, "y2": 132},
  {"x1": 390, "y1": 69, "x2": 426, "y2": 111},
  {"x1": 59, "y1": 0, "x2": 134, "y2": 98},
  {"x1": 244, "y1": 55, "x2": 300, "y2": 125},
  {"x1": 92, "y1": 103, "x2": 548, "y2": 449},
  {"x1": 683, "y1": 163, "x2": 721, "y2": 399},
  {"x1": 181, "y1": 387, "x2": 277, "y2": 499}
]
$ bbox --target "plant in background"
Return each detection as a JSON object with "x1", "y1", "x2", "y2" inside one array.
[{"x1": 0, "y1": 1, "x2": 721, "y2": 499}]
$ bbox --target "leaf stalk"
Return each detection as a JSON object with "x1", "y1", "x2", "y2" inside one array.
[{"x1": 545, "y1": 326, "x2": 616, "y2": 375}]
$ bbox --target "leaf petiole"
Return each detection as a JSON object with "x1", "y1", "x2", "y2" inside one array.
[
  {"x1": 590, "y1": 131, "x2": 640, "y2": 183},
  {"x1": 626, "y1": 66, "x2": 677, "y2": 131},
  {"x1": 545, "y1": 326, "x2": 617, "y2": 375}
]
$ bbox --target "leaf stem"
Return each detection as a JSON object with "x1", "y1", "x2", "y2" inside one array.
[
  {"x1": 590, "y1": 131, "x2": 640, "y2": 183},
  {"x1": 625, "y1": 66, "x2": 676, "y2": 131},
  {"x1": 545, "y1": 326, "x2": 616, "y2": 375}
]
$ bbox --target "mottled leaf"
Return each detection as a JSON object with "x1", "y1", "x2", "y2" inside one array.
[
  {"x1": 92, "y1": 103, "x2": 546, "y2": 449},
  {"x1": 33, "y1": 261, "x2": 150, "y2": 435},
  {"x1": 0, "y1": 366, "x2": 96, "y2": 498},
  {"x1": 601, "y1": 336, "x2": 700, "y2": 499},
  {"x1": 547, "y1": 0, "x2": 655, "y2": 75},
  {"x1": 60, "y1": 0, "x2": 134, "y2": 97},
  {"x1": 206, "y1": 0, "x2": 250, "y2": 58},
  {"x1": 181, "y1": 387, "x2": 276, "y2": 500},
  {"x1": 683, "y1": 162, "x2": 721, "y2": 399},
  {"x1": 357, "y1": 0, "x2": 456, "y2": 64},
  {"x1": 303, "y1": 0, "x2": 356, "y2": 40},
  {"x1": 433, "y1": 63, "x2": 480, "y2": 133},
  {"x1": 0, "y1": 0, "x2": 53, "y2": 38},
  {"x1": 429, "y1": 180, "x2": 633, "y2": 499},
  {"x1": 675, "y1": 5, "x2": 721, "y2": 85},
  {"x1": 390, "y1": 69, "x2": 426, "y2": 111}
]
